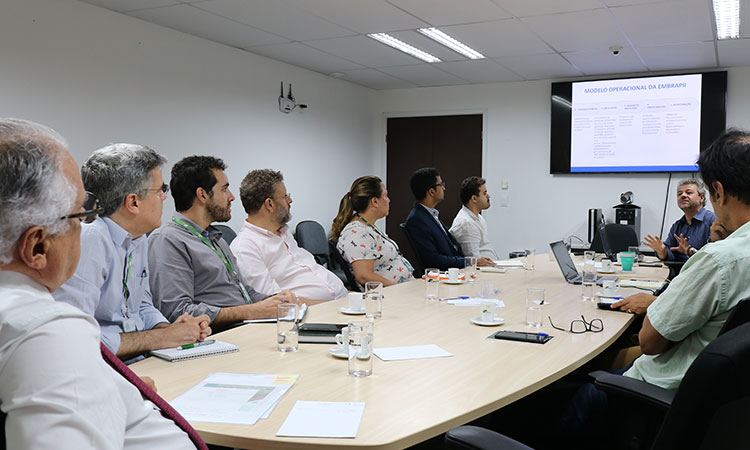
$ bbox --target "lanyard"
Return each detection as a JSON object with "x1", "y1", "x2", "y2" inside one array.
[
  {"x1": 122, "y1": 252, "x2": 133, "y2": 317},
  {"x1": 172, "y1": 217, "x2": 252, "y2": 303},
  {"x1": 354, "y1": 213, "x2": 414, "y2": 272}
]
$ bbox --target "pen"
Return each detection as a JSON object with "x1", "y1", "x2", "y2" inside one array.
[
  {"x1": 178, "y1": 339, "x2": 215, "y2": 350},
  {"x1": 440, "y1": 296, "x2": 470, "y2": 301}
]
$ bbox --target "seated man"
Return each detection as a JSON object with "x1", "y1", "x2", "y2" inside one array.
[
  {"x1": 404, "y1": 168, "x2": 465, "y2": 271},
  {"x1": 643, "y1": 178, "x2": 717, "y2": 262},
  {"x1": 54, "y1": 144, "x2": 210, "y2": 361},
  {"x1": 0, "y1": 118, "x2": 202, "y2": 448},
  {"x1": 148, "y1": 156, "x2": 295, "y2": 329},
  {"x1": 449, "y1": 176, "x2": 498, "y2": 262},
  {"x1": 229, "y1": 169, "x2": 347, "y2": 301}
]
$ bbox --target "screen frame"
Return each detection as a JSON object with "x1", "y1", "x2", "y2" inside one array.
[{"x1": 550, "y1": 71, "x2": 727, "y2": 174}]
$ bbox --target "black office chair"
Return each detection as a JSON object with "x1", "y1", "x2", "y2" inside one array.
[
  {"x1": 328, "y1": 239, "x2": 362, "y2": 292},
  {"x1": 294, "y1": 220, "x2": 352, "y2": 290},
  {"x1": 399, "y1": 222, "x2": 424, "y2": 277},
  {"x1": 211, "y1": 224, "x2": 237, "y2": 245},
  {"x1": 446, "y1": 322, "x2": 750, "y2": 450},
  {"x1": 590, "y1": 223, "x2": 639, "y2": 260}
]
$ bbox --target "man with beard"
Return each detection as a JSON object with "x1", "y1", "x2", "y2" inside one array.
[
  {"x1": 643, "y1": 178, "x2": 716, "y2": 262},
  {"x1": 230, "y1": 169, "x2": 347, "y2": 301},
  {"x1": 148, "y1": 157, "x2": 296, "y2": 328}
]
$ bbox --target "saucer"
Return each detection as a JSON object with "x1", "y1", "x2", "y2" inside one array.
[
  {"x1": 441, "y1": 279, "x2": 467, "y2": 285},
  {"x1": 339, "y1": 307, "x2": 366, "y2": 315},
  {"x1": 328, "y1": 346, "x2": 349, "y2": 358},
  {"x1": 471, "y1": 317, "x2": 506, "y2": 326},
  {"x1": 597, "y1": 269, "x2": 616, "y2": 274}
]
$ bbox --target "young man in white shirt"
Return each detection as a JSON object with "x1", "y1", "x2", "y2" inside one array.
[{"x1": 450, "y1": 176, "x2": 498, "y2": 262}]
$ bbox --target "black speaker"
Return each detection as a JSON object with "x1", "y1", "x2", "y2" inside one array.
[{"x1": 588, "y1": 208, "x2": 604, "y2": 243}]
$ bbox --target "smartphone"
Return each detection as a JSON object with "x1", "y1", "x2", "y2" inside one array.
[
  {"x1": 597, "y1": 296, "x2": 622, "y2": 311},
  {"x1": 491, "y1": 330, "x2": 552, "y2": 344}
]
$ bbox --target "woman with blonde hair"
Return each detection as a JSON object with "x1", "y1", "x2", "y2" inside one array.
[{"x1": 331, "y1": 176, "x2": 414, "y2": 286}]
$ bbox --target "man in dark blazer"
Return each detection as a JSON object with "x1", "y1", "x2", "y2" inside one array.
[{"x1": 404, "y1": 168, "x2": 465, "y2": 271}]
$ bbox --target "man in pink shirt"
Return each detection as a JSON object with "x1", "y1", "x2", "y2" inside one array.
[{"x1": 230, "y1": 169, "x2": 348, "y2": 301}]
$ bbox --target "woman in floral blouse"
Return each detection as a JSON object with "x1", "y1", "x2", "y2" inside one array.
[{"x1": 331, "y1": 176, "x2": 414, "y2": 286}]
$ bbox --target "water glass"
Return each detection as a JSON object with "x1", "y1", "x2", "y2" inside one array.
[
  {"x1": 628, "y1": 246, "x2": 640, "y2": 267},
  {"x1": 582, "y1": 258, "x2": 596, "y2": 301},
  {"x1": 464, "y1": 257, "x2": 478, "y2": 282},
  {"x1": 524, "y1": 248, "x2": 536, "y2": 271},
  {"x1": 364, "y1": 281, "x2": 383, "y2": 319},
  {"x1": 277, "y1": 303, "x2": 299, "y2": 352},
  {"x1": 424, "y1": 268, "x2": 440, "y2": 302},
  {"x1": 348, "y1": 321, "x2": 373, "y2": 377},
  {"x1": 526, "y1": 288, "x2": 545, "y2": 327}
]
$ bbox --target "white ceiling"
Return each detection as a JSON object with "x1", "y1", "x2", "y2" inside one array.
[{"x1": 81, "y1": 0, "x2": 750, "y2": 90}]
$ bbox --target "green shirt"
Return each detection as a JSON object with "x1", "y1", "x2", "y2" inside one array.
[{"x1": 624, "y1": 219, "x2": 750, "y2": 390}]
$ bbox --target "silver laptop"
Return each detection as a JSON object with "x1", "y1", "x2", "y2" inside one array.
[{"x1": 549, "y1": 240, "x2": 615, "y2": 285}]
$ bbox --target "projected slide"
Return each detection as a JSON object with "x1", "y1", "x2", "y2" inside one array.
[{"x1": 570, "y1": 74, "x2": 702, "y2": 172}]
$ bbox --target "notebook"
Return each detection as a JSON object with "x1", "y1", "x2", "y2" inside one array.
[
  {"x1": 150, "y1": 340, "x2": 239, "y2": 362},
  {"x1": 549, "y1": 240, "x2": 615, "y2": 285}
]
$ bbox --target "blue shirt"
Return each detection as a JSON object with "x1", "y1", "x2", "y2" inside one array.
[
  {"x1": 53, "y1": 217, "x2": 168, "y2": 354},
  {"x1": 662, "y1": 208, "x2": 717, "y2": 262}
]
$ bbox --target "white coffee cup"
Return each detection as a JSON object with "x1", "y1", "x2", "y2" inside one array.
[
  {"x1": 347, "y1": 292, "x2": 363, "y2": 311},
  {"x1": 480, "y1": 301, "x2": 496, "y2": 322},
  {"x1": 448, "y1": 267, "x2": 459, "y2": 282},
  {"x1": 602, "y1": 279, "x2": 617, "y2": 296},
  {"x1": 335, "y1": 326, "x2": 349, "y2": 351},
  {"x1": 601, "y1": 259, "x2": 613, "y2": 272}
]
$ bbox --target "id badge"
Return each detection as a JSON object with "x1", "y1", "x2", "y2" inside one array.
[{"x1": 123, "y1": 317, "x2": 136, "y2": 333}]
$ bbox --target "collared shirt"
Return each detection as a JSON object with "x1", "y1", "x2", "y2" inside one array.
[
  {"x1": 53, "y1": 217, "x2": 167, "y2": 355},
  {"x1": 148, "y1": 213, "x2": 269, "y2": 323},
  {"x1": 230, "y1": 221, "x2": 347, "y2": 300},
  {"x1": 624, "y1": 220, "x2": 750, "y2": 390},
  {"x1": 0, "y1": 271, "x2": 194, "y2": 450},
  {"x1": 449, "y1": 205, "x2": 499, "y2": 260},
  {"x1": 419, "y1": 203, "x2": 453, "y2": 241},
  {"x1": 661, "y1": 207, "x2": 717, "y2": 262}
]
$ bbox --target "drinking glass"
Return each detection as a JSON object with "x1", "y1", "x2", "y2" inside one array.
[
  {"x1": 277, "y1": 303, "x2": 299, "y2": 352},
  {"x1": 524, "y1": 248, "x2": 536, "y2": 271},
  {"x1": 526, "y1": 288, "x2": 545, "y2": 326},
  {"x1": 424, "y1": 268, "x2": 440, "y2": 302},
  {"x1": 364, "y1": 281, "x2": 383, "y2": 319},
  {"x1": 348, "y1": 321, "x2": 374, "y2": 377},
  {"x1": 464, "y1": 257, "x2": 478, "y2": 282}
]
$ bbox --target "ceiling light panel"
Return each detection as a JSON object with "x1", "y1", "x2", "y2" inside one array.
[
  {"x1": 713, "y1": 0, "x2": 741, "y2": 39},
  {"x1": 367, "y1": 33, "x2": 442, "y2": 63},
  {"x1": 417, "y1": 27, "x2": 485, "y2": 59}
]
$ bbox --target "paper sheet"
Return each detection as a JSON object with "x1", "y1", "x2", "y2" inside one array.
[
  {"x1": 170, "y1": 373, "x2": 299, "y2": 425},
  {"x1": 446, "y1": 298, "x2": 505, "y2": 307},
  {"x1": 493, "y1": 260, "x2": 526, "y2": 268},
  {"x1": 277, "y1": 401, "x2": 365, "y2": 438},
  {"x1": 373, "y1": 344, "x2": 453, "y2": 361}
]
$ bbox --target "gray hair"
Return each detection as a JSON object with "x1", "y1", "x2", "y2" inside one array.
[
  {"x1": 0, "y1": 118, "x2": 76, "y2": 265},
  {"x1": 82, "y1": 144, "x2": 167, "y2": 216},
  {"x1": 677, "y1": 178, "x2": 707, "y2": 206}
]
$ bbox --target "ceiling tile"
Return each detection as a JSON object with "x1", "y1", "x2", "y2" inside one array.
[
  {"x1": 248, "y1": 42, "x2": 365, "y2": 73},
  {"x1": 563, "y1": 47, "x2": 648, "y2": 75},
  {"x1": 378, "y1": 64, "x2": 468, "y2": 86},
  {"x1": 440, "y1": 19, "x2": 552, "y2": 57},
  {"x1": 610, "y1": 0, "x2": 714, "y2": 46},
  {"x1": 195, "y1": 0, "x2": 356, "y2": 41},
  {"x1": 80, "y1": 0, "x2": 180, "y2": 13},
  {"x1": 292, "y1": 0, "x2": 427, "y2": 34},
  {"x1": 521, "y1": 9, "x2": 627, "y2": 52},
  {"x1": 340, "y1": 68, "x2": 418, "y2": 89},
  {"x1": 492, "y1": 0, "x2": 603, "y2": 17},
  {"x1": 129, "y1": 4, "x2": 288, "y2": 47},
  {"x1": 496, "y1": 53, "x2": 583, "y2": 79},
  {"x1": 305, "y1": 35, "x2": 423, "y2": 67},
  {"x1": 434, "y1": 59, "x2": 523, "y2": 83},
  {"x1": 387, "y1": 0, "x2": 511, "y2": 26},
  {"x1": 743, "y1": 1, "x2": 750, "y2": 38},
  {"x1": 636, "y1": 42, "x2": 718, "y2": 71},
  {"x1": 718, "y1": 38, "x2": 750, "y2": 67}
]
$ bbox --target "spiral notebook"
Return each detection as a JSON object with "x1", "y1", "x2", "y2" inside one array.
[{"x1": 150, "y1": 340, "x2": 239, "y2": 362}]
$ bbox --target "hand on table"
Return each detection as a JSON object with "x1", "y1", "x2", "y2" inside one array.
[
  {"x1": 477, "y1": 257, "x2": 494, "y2": 267},
  {"x1": 160, "y1": 313, "x2": 212, "y2": 347},
  {"x1": 611, "y1": 293, "x2": 656, "y2": 316}
]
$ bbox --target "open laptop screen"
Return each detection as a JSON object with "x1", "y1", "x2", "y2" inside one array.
[{"x1": 550, "y1": 240, "x2": 580, "y2": 281}]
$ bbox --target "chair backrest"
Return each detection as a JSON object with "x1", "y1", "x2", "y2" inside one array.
[
  {"x1": 399, "y1": 223, "x2": 424, "y2": 277},
  {"x1": 212, "y1": 224, "x2": 237, "y2": 246},
  {"x1": 718, "y1": 298, "x2": 750, "y2": 336},
  {"x1": 328, "y1": 239, "x2": 362, "y2": 292},
  {"x1": 651, "y1": 322, "x2": 750, "y2": 450},
  {"x1": 591, "y1": 223, "x2": 638, "y2": 259},
  {"x1": 295, "y1": 220, "x2": 331, "y2": 268}
]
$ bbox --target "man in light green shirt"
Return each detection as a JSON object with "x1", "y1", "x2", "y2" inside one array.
[{"x1": 625, "y1": 128, "x2": 750, "y2": 390}]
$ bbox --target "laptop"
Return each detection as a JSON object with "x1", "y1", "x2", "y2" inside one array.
[{"x1": 550, "y1": 240, "x2": 616, "y2": 285}]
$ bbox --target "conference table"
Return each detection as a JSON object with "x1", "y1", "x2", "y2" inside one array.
[{"x1": 131, "y1": 255, "x2": 667, "y2": 449}]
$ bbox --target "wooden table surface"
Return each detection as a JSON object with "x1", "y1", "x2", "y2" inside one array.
[{"x1": 131, "y1": 255, "x2": 666, "y2": 449}]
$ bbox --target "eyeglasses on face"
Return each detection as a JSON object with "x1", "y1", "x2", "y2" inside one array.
[
  {"x1": 548, "y1": 315, "x2": 604, "y2": 334},
  {"x1": 142, "y1": 183, "x2": 169, "y2": 196},
  {"x1": 431, "y1": 181, "x2": 446, "y2": 190},
  {"x1": 60, "y1": 191, "x2": 104, "y2": 224}
]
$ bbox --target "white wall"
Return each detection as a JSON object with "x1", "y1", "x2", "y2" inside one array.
[
  {"x1": 374, "y1": 67, "x2": 750, "y2": 258},
  {"x1": 0, "y1": 0, "x2": 377, "y2": 233}
]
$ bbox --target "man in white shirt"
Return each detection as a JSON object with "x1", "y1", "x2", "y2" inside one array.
[
  {"x1": 0, "y1": 118, "x2": 199, "y2": 449},
  {"x1": 230, "y1": 169, "x2": 347, "y2": 301},
  {"x1": 450, "y1": 176, "x2": 498, "y2": 261}
]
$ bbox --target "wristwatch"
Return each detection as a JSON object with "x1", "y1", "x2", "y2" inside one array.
[{"x1": 688, "y1": 247, "x2": 698, "y2": 256}]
